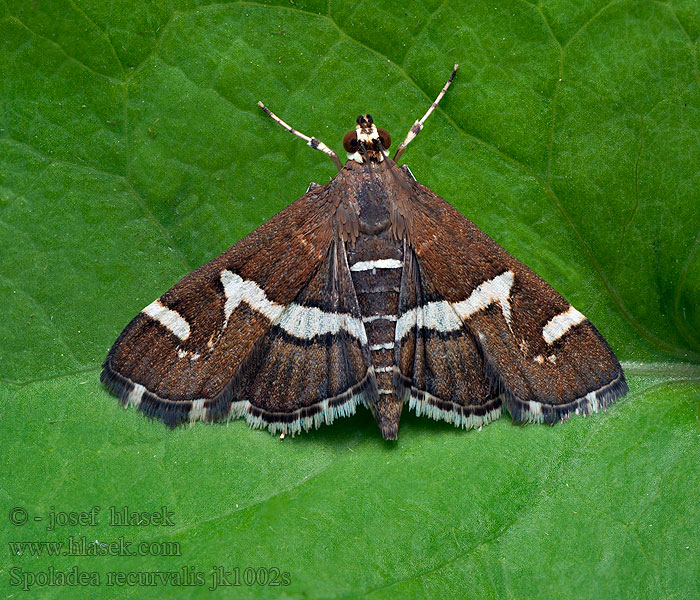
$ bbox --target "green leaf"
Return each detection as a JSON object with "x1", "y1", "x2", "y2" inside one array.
[{"x1": 1, "y1": 1, "x2": 699, "y2": 598}]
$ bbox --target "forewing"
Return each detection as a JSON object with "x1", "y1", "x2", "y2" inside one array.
[
  {"x1": 399, "y1": 176, "x2": 627, "y2": 423},
  {"x1": 102, "y1": 185, "x2": 340, "y2": 428}
]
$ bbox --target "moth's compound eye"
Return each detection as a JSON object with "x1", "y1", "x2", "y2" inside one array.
[
  {"x1": 343, "y1": 131, "x2": 359, "y2": 152},
  {"x1": 377, "y1": 128, "x2": 391, "y2": 149}
]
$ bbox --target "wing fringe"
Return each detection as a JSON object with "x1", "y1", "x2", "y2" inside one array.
[{"x1": 102, "y1": 357, "x2": 376, "y2": 436}]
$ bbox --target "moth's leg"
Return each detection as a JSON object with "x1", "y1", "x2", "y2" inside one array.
[
  {"x1": 306, "y1": 181, "x2": 320, "y2": 193},
  {"x1": 393, "y1": 63, "x2": 459, "y2": 163},
  {"x1": 258, "y1": 102, "x2": 343, "y2": 171}
]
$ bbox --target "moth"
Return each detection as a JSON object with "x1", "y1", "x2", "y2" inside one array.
[{"x1": 102, "y1": 64, "x2": 627, "y2": 440}]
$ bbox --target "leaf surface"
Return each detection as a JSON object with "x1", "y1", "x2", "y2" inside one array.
[{"x1": 1, "y1": 1, "x2": 699, "y2": 598}]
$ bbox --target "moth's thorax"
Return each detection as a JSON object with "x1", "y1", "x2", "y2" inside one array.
[
  {"x1": 356, "y1": 180, "x2": 391, "y2": 234},
  {"x1": 334, "y1": 159, "x2": 398, "y2": 237}
]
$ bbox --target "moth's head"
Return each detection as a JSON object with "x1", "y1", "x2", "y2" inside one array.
[{"x1": 343, "y1": 114, "x2": 391, "y2": 164}]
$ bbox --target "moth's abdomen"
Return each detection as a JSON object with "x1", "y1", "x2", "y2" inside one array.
[{"x1": 347, "y1": 232, "x2": 404, "y2": 439}]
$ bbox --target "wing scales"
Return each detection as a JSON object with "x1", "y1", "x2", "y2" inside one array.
[{"x1": 398, "y1": 178, "x2": 627, "y2": 424}]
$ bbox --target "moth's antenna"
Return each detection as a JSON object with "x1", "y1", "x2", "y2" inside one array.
[
  {"x1": 258, "y1": 101, "x2": 343, "y2": 171},
  {"x1": 393, "y1": 63, "x2": 459, "y2": 163}
]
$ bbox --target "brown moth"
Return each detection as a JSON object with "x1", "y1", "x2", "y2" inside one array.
[{"x1": 101, "y1": 65, "x2": 627, "y2": 440}]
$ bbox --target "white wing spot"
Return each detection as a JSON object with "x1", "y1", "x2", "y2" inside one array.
[
  {"x1": 277, "y1": 303, "x2": 367, "y2": 344},
  {"x1": 394, "y1": 301, "x2": 462, "y2": 341},
  {"x1": 220, "y1": 270, "x2": 284, "y2": 325},
  {"x1": 453, "y1": 271, "x2": 514, "y2": 325},
  {"x1": 542, "y1": 306, "x2": 586, "y2": 344},
  {"x1": 142, "y1": 300, "x2": 191, "y2": 341},
  {"x1": 395, "y1": 271, "x2": 514, "y2": 341},
  {"x1": 220, "y1": 270, "x2": 367, "y2": 343}
]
